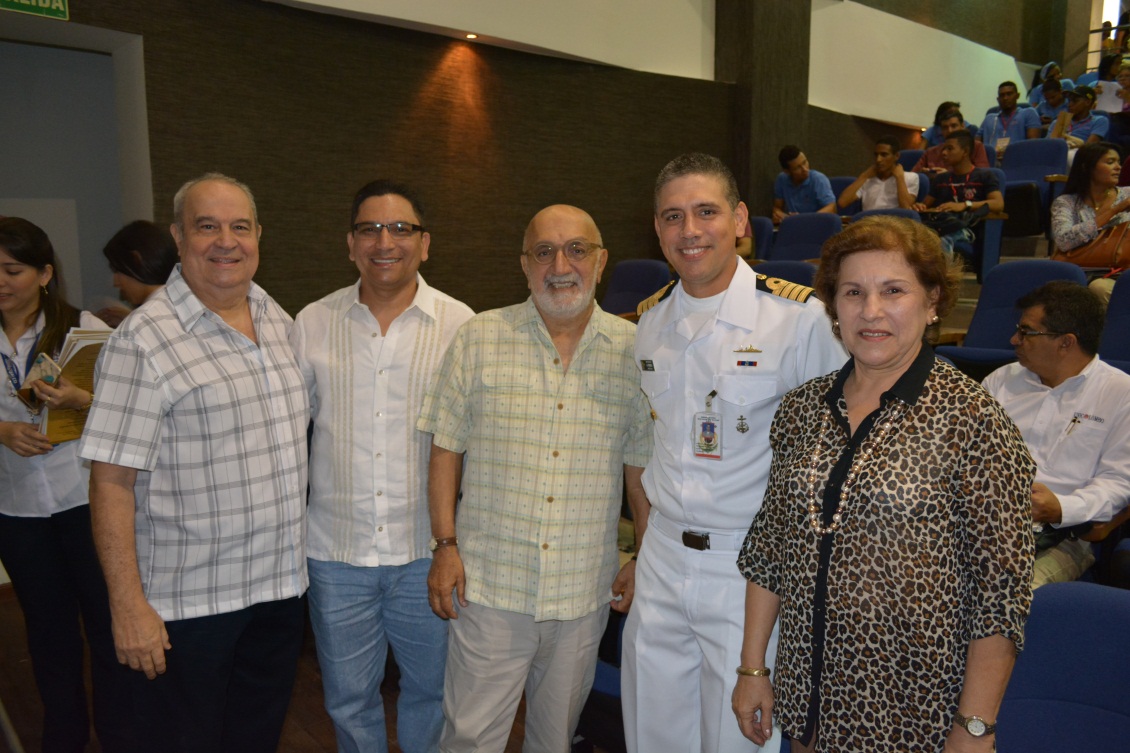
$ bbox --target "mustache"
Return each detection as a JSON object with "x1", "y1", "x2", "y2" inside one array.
[{"x1": 543, "y1": 272, "x2": 581, "y2": 288}]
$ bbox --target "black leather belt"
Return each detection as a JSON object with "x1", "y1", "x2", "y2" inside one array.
[{"x1": 681, "y1": 530, "x2": 711, "y2": 550}]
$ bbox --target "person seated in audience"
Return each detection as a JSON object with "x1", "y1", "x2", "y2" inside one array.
[
  {"x1": 913, "y1": 129, "x2": 1004, "y2": 260},
  {"x1": 1091, "y1": 53, "x2": 1124, "y2": 110},
  {"x1": 984, "y1": 281, "x2": 1130, "y2": 588},
  {"x1": 95, "y1": 220, "x2": 178, "y2": 326},
  {"x1": 1049, "y1": 86, "x2": 1110, "y2": 152},
  {"x1": 1029, "y1": 61, "x2": 1075, "y2": 106},
  {"x1": 1050, "y1": 141, "x2": 1130, "y2": 304},
  {"x1": 921, "y1": 101, "x2": 976, "y2": 147},
  {"x1": 836, "y1": 136, "x2": 919, "y2": 212},
  {"x1": 980, "y1": 81, "x2": 1042, "y2": 162},
  {"x1": 1036, "y1": 77, "x2": 1070, "y2": 131},
  {"x1": 772, "y1": 145, "x2": 836, "y2": 223},
  {"x1": 912, "y1": 107, "x2": 991, "y2": 173}
]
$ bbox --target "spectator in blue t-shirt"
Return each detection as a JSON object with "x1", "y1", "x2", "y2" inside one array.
[
  {"x1": 772, "y1": 145, "x2": 836, "y2": 223},
  {"x1": 979, "y1": 81, "x2": 1042, "y2": 162},
  {"x1": 1036, "y1": 78, "x2": 1069, "y2": 131},
  {"x1": 1050, "y1": 86, "x2": 1110, "y2": 152}
]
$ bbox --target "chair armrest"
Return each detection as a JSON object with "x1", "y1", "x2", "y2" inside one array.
[{"x1": 1081, "y1": 505, "x2": 1130, "y2": 542}]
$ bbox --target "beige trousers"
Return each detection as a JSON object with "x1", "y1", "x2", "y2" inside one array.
[{"x1": 440, "y1": 601, "x2": 607, "y2": 753}]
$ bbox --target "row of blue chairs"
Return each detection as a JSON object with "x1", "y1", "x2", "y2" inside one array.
[{"x1": 937, "y1": 259, "x2": 1130, "y2": 375}]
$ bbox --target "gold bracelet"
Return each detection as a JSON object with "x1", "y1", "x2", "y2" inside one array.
[{"x1": 736, "y1": 666, "x2": 771, "y2": 677}]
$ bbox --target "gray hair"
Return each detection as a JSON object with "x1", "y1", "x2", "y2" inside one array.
[
  {"x1": 654, "y1": 153, "x2": 741, "y2": 212},
  {"x1": 172, "y1": 173, "x2": 258, "y2": 230}
]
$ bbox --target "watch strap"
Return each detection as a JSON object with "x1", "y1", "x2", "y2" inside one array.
[{"x1": 954, "y1": 711, "x2": 996, "y2": 736}]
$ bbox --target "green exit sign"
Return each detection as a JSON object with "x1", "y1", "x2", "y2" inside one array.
[{"x1": 1, "y1": 0, "x2": 69, "y2": 21}]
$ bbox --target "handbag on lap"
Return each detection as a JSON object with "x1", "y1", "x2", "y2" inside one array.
[{"x1": 1051, "y1": 223, "x2": 1130, "y2": 268}]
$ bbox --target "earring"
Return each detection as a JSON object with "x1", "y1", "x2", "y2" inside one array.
[
  {"x1": 41, "y1": 285, "x2": 48, "y2": 297},
  {"x1": 831, "y1": 319, "x2": 840, "y2": 336},
  {"x1": 931, "y1": 314, "x2": 940, "y2": 324}
]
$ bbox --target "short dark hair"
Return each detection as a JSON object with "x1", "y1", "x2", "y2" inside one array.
[
  {"x1": 999, "y1": 81, "x2": 1019, "y2": 93},
  {"x1": 1016, "y1": 281, "x2": 1105, "y2": 356},
  {"x1": 102, "y1": 220, "x2": 178, "y2": 286},
  {"x1": 933, "y1": 101, "x2": 961, "y2": 126},
  {"x1": 350, "y1": 180, "x2": 427, "y2": 228},
  {"x1": 814, "y1": 215, "x2": 962, "y2": 342},
  {"x1": 876, "y1": 136, "x2": 900, "y2": 154},
  {"x1": 654, "y1": 153, "x2": 741, "y2": 211},
  {"x1": 777, "y1": 145, "x2": 802, "y2": 170},
  {"x1": 1064, "y1": 141, "x2": 1121, "y2": 197},
  {"x1": 939, "y1": 108, "x2": 964, "y2": 125},
  {"x1": 1042, "y1": 77, "x2": 1063, "y2": 93},
  {"x1": 944, "y1": 129, "x2": 975, "y2": 155}
]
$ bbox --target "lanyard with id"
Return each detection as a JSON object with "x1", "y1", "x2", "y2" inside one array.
[{"x1": 693, "y1": 389, "x2": 722, "y2": 459}]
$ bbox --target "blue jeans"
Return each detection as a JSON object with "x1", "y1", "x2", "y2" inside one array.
[
  {"x1": 308, "y1": 557, "x2": 447, "y2": 753},
  {"x1": 939, "y1": 227, "x2": 975, "y2": 262}
]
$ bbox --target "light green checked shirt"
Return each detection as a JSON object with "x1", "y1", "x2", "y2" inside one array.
[{"x1": 418, "y1": 298, "x2": 652, "y2": 621}]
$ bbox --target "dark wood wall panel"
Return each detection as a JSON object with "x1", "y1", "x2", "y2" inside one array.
[{"x1": 67, "y1": 0, "x2": 736, "y2": 314}]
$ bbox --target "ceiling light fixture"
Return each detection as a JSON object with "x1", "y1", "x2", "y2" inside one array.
[{"x1": 466, "y1": 33, "x2": 478, "y2": 39}]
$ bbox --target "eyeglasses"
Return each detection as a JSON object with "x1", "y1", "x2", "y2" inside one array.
[
  {"x1": 352, "y1": 221, "x2": 426, "y2": 240},
  {"x1": 525, "y1": 241, "x2": 601, "y2": 265},
  {"x1": 1014, "y1": 324, "x2": 1067, "y2": 340}
]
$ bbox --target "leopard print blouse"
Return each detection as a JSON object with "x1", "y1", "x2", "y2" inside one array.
[{"x1": 738, "y1": 355, "x2": 1035, "y2": 753}]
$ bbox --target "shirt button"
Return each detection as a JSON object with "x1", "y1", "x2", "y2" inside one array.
[
  {"x1": 546, "y1": 496, "x2": 554, "y2": 503},
  {"x1": 552, "y1": 450, "x2": 559, "y2": 458},
  {"x1": 376, "y1": 411, "x2": 383, "y2": 417},
  {"x1": 554, "y1": 358, "x2": 560, "y2": 365},
  {"x1": 371, "y1": 332, "x2": 378, "y2": 338},
  {"x1": 378, "y1": 369, "x2": 386, "y2": 375},
  {"x1": 376, "y1": 491, "x2": 383, "y2": 496},
  {"x1": 376, "y1": 453, "x2": 382, "y2": 459},
  {"x1": 378, "y1": 526, "x2": 384, "y2": 532},
  {"x1": 542, "y1": 543, "x2": 549, "y2": 550},
  {"x1": 557, "y1": 403, "x2": 564, "y2": 410}
]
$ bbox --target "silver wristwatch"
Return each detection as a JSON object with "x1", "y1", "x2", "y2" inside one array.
[{"x1": 954, "y1": 712, "x2": 996, "y2": 737}]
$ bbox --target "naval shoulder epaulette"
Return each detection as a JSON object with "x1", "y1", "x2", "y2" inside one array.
[
  {"x1": 755, "y1": 273, "x2": 815, "y2": 303},
  {"x1": 636, "y1": 280, "x2": 676, "y2": 316}
]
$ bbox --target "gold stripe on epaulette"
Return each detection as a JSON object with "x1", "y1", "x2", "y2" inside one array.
[
  {"x1": 756, "y1": 274, "x2": 814, "y2": 303},
  {"x1": 636, "y1": 280, "x2": 676, "y2": 315}
]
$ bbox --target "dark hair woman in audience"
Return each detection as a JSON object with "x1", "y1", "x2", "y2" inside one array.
[
  {"x1": 0, "y1": 217, "x2": 131, "y2": 752},
  {"x1": 1051, "y1": 141, "x2": 1130, "y2": 302},
  {"x1": 96, "y1": 219, "x2": 177, "y2": 326},
  {"x1": 922, "y1": 101, "x2": 971, "y2": 146},
  {"x1": 732, "y1": 216, "x2": 1035, "y2": 753}
]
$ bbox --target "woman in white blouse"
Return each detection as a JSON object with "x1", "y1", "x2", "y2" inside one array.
[{"x1": 0, "y1": 217, "x2": 131, "y2": 752}]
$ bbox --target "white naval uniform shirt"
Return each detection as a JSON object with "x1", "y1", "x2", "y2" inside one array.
[
  {"x1": 291, "y1": 275, "x2": 474, "y2": 566},
  {"x1": 635, "y1": 260, "x2": 847, "y2": 531},
  {"x1": 984, "y1": 357, "x2": 1130, "y2": 527}
]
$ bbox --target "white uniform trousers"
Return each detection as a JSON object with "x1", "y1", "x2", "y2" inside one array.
[
  {"x1": 622, "y1": 511, "x2": 781, "y2": 753},
  {"x1": 440, "y1": 601, "x2": 607, "y2": 753}
]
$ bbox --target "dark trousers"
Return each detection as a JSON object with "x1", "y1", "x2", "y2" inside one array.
[
  {"x1": 132, "y1": 595, "x2": 306, "y2": 753},
  {"x1": 0, "y1": 505, "x2": 135, "y2": 753}
]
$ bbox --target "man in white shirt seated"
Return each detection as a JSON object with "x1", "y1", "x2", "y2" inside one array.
[
  {"x1": 836, "y1": 136, "x2": 919, "y2": 213},
  {"x1": 983, "y1": 281, "x2": 1130, "y2": 588}
]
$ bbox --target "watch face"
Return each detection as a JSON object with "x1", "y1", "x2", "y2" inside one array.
[{"x1": 966, "y1": 718, "x2": 987, "y2": 736}]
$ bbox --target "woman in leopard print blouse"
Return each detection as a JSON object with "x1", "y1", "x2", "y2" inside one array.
[{"x1": 733, "y1": 216, "x2": 1035, "y2": 753}]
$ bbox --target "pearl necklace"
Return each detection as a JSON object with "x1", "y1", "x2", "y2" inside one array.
[{"x1": 805, "y1": 402, "x2": 907, "y2": 536}]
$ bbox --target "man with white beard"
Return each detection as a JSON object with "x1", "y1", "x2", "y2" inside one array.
[{"x1": 419, "y1": 204, "x2": 652, "y2": 752}]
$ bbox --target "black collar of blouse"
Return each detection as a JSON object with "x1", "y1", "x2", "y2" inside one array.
[{"x1": 824, "y1": 339, "x2": 936, "y2": 414}]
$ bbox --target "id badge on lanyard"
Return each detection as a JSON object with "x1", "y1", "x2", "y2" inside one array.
[{"x1": 693, "y1": 389, "x2": 722, "y2": 459}]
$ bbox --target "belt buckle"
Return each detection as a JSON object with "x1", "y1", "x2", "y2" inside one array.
[{"x1": 681, "y1": 530, "x2": 710, "y2": 550}]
